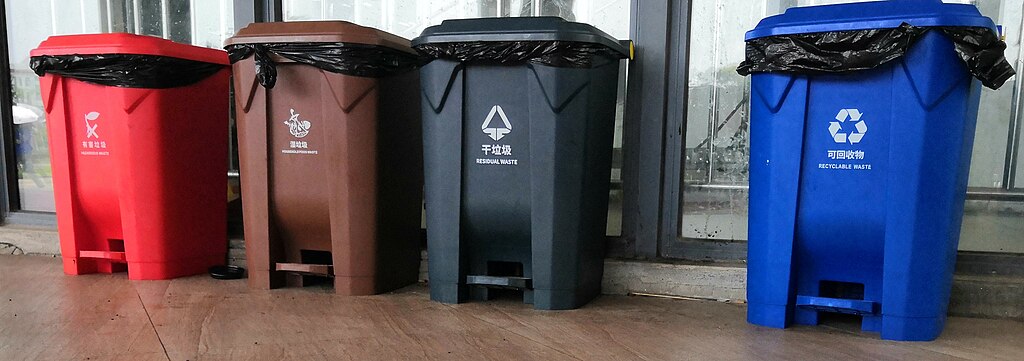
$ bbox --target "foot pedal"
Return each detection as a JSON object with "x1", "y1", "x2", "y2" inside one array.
[
  {"x1": 275, "y1": 263, "x2": 333, "y2": 277},
  {"x1": 796, "y1": 295, "x2": 878, "y2": 316},
  {"x1": 78, "y1": 250, "x2": 127, "y2": 262},
  {"x1": 466, "y1": 275, "x2": 532, "y2": 289}
]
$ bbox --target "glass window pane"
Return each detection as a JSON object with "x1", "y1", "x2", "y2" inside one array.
[
  {"x1": 137, "y1": 0, "x2": 164, "y2": 37},
  {"x1": 108, "y1": 0, "x2": 137, "y2": 33},
  {"x1": 677, "y1": 0, "x2": 1024, "y2": 257},
  {"x1": 284, "y1": 0, "x2": 327, "y2": 21},
  {"x1": 165, "y1": 0, "x2": 192, "y2": 44},
  {"x1": 282, "y1": 0, "x2": 630, "y2": 236},
  {"x1": 1000, "y1": 2, "x2": 1024, "y2": 188},
  {"x1": 354, "y1": 0, "x2": 383, "y2": 29},
  {"x1": 192, "y1": 0, "x2": 236, "y2": 48},
  {"x1": 6, "y1": 0, "x2": 236, "y2": 212},
  {"x1": 959, "y1": 0, "x2": 1024, "y2": 254},
  {"x1": 1019, "y1": 127, "x2": 1024, "y2": 189},
  {"x1": 680, "y1": 0, "x2": 768, "y2": 242},
  {"x1": 6, "y1": 1, "x2": 96, "y2": 213},
  {"x1": 964, "y1": 0, "x2": 1019, "y2": 188},
  {"x1": 960, "y1": 200, "x2": 1024, "y2": 253}
]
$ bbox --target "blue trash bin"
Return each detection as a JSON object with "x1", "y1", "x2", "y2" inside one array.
[{"x1": 740, "y1": 1, "x2": 1013, "y2": 341}]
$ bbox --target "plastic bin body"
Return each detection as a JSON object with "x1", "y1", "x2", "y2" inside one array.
[
  {"x1": 745, "y1": 2, "x2": 992, "y2": 341},
  {"x1": 31, "y1": 33, "x2": 230, "y2": 280},
  {"x1": 415, "y1": 17, "x2": 627, "y2": 310},
  {"x1": 227, "y1": 22, "x2": 422, "y2": 295}
]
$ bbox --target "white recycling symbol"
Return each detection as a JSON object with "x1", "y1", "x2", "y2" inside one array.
[
  {"x1": 829, "y1": 109, "x2": 868, "y2": 144},
  {"x1": 482, "y1": 105, "x2": 512, "y2": 141}
]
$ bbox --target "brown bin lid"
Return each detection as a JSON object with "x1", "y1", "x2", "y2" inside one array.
[{"x1": 225, "y1": 21, "x2": 415, "y2": 55}]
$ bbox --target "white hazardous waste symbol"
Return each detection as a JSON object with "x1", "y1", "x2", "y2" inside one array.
[
  {"x1": 829, "y1": 108, "x2": 868, "y2": 144},
  {"x1": 482, "y1": 105, "x2": 512, "y2": 141},
  {"x1": 84, "y1": 112, "x2": 100, "y2": 138}
]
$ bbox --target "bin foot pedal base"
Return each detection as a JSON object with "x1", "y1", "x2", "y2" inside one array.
[
  {"x1": 466, "y1": 275, "x2": 532, "y2": 289},
  {"x1": 275, "y1": 263, "x2": 334, "y2": 277},
  {"x1": 796, "y1": 295, "x2": 878, "y2": 316},
  {"x1": 78, "y1": 250, "x2": 127, "y2": 262}
]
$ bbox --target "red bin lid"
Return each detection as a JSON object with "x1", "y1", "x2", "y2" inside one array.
[{"x1": 30, "y1": 33, "x2": 229, "y2": 65}]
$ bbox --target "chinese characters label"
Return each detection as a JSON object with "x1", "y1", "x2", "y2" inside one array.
[
  {"x1": 280, "y1": 109, "x2": 318, "y2": 155},
  {"x1": 818, "y1": 109, "x2": 871, "y2": 171},
  {"x1": 281, "y1": 139, "x2": 317, "y2": 155},
  {"x1": 819, "y1": 149, "x2": 871, "y2": 170},
  {"x1": 475, "y1": 105, "x2": 519, "y2": 166},
  {"x1": 477, "y1": 144, "x2": 518, "y2": 165},
  {"x1": 80, "y1": 112, "x2": 109, "y2": 156}
]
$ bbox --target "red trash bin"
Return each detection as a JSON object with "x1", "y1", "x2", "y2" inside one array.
[{"x1": 30, "y1": 33, "x2": 231, "y2": 280}]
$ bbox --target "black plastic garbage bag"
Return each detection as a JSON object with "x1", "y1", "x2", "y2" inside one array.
[
  {"x1": 225, "y1": 42, "x2": 424, "y2": 89},
  {"x1": 737, "y1": 23, "x2": 1015, "y2": 90},
  {"x1": 942, "y1": 26, "x2": 1016, "y2": 89},
  {"x1": 413, "y1": 41, "x2": 628, "y2": 68},
  {"x1": 30, "y1": 54, "x2": 225, "y2": 89}
]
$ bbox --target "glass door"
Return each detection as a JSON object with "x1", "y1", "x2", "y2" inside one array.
[
  {"x1": 4, "y1": 0, "x2": 237, "y2": 213},
  {"x1": 669, "y1": 0, "x2": 1024, "y2": 260}
]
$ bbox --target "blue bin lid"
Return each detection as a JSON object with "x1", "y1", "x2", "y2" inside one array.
[{"x1": 746, "y1": 0, "x2": 996, "y2": 41}]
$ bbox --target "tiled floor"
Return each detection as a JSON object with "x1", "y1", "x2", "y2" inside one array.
[{"x1": 1, "y1": 255, "x2": 1022, "y2": 361}]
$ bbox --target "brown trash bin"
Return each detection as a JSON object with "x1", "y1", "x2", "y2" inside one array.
[{"x1": 226, "y1": 21, "x2": 423, "y2": 295}]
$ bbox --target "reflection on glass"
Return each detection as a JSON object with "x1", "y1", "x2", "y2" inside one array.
[
  {"x1": 963, "y1": 0, "x2": 1021, "y2": 188},
  {"x1": 960, "y1": 200, "x2": 1024, "y2": 253},
  {"x1": 678, "y1": 0, "x2": 1024, "y2": 256},
  {"x1": 681, "y1": 0, "x2": 767, "y2": 242},
  {"x1": 12, "y1": 103, "x2": 50, "y2": 212},
  {"x1": 957, "y1": 0, "x2": 1024, "y2": 254},
  {"x1": 138, "y1": 0, "x2": 165, "y2": 38},
  {"x1": 282, "y1": 0, "x2": 630, "y2": 236},
  {"x1": 192, "y1": 0, "x2": 236, "y2": 48},
  {"x1": 1019, "y1": 126, "x2": 1024, "y2": 188},
  {"x1": 5, "y1": 0, "x2": 235, "y2": 212},
  {"x1": 681, "y1": 186, "x2": 748, "y2": 241},
  {"x1": 166, "y1": 0, "x2": 193, "y2": 44}
]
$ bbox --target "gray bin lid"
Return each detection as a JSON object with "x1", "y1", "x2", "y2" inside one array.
[{"x1": 412, "y1": 16, "x2": 630, "y2": 57}]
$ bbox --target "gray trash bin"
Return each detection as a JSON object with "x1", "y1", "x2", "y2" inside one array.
[{"x1": 414, "y1": 17, "x2": 630, "y2": 310}]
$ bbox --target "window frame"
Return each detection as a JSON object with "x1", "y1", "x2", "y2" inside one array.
[
  {"x1": 1, "y1": 0, "x2": 24, "y2": 219},
  {"x1": 614, "y1": 0, "x2": 690, "y2": 259}
]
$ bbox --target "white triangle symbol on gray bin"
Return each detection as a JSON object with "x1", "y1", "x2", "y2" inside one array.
[{"x1": 482, "y1": 105, "x2": 513, "y2": 141}]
